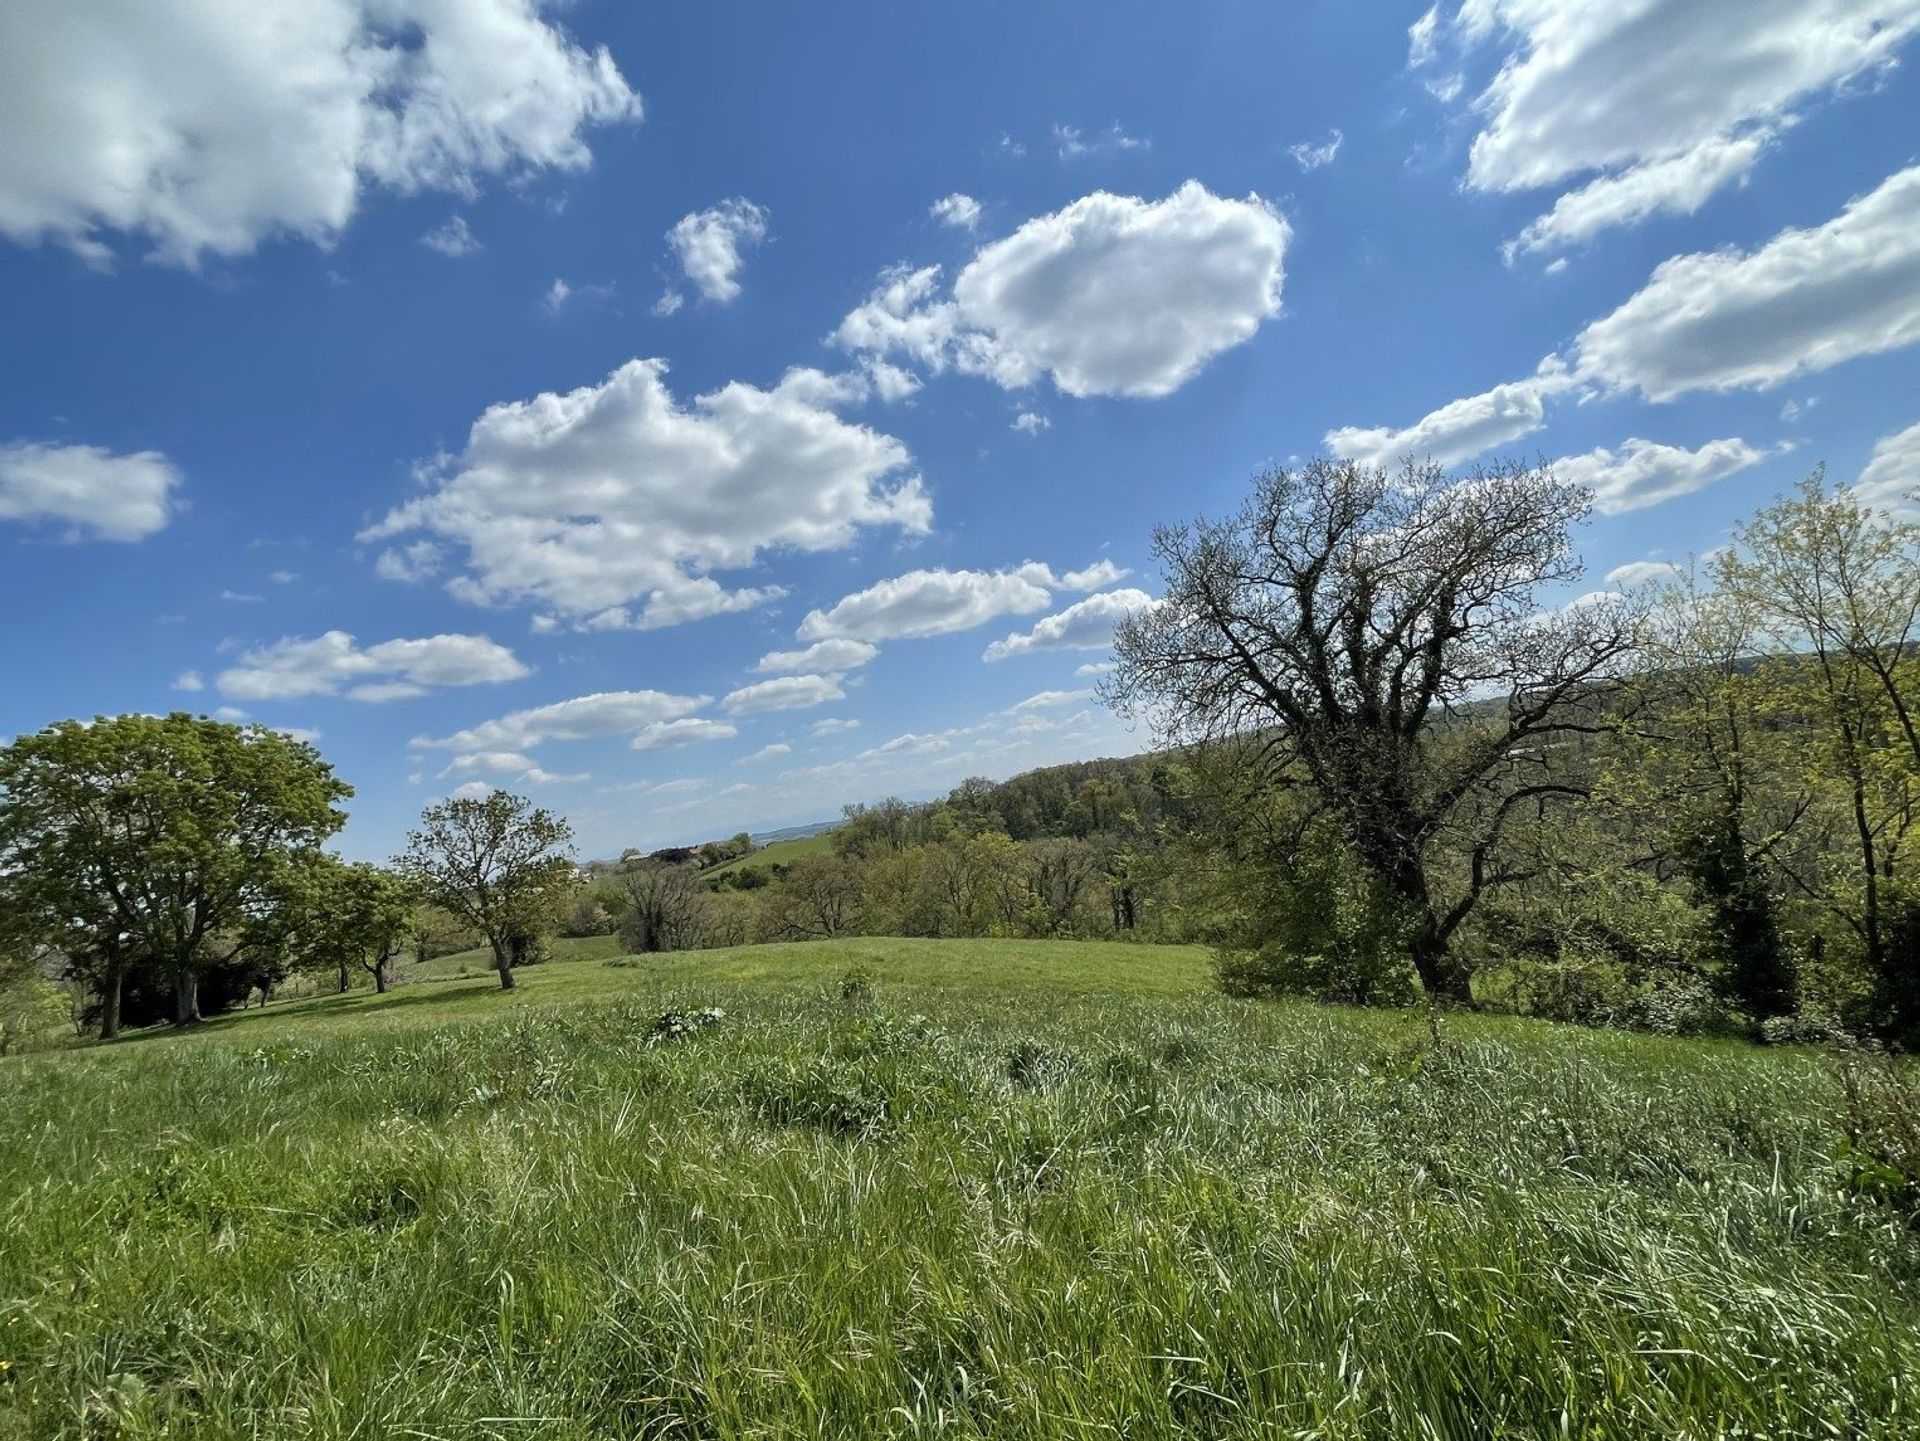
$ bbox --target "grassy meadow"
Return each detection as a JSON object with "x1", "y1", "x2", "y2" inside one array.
[
  {"x1": 698, "y1": 832, "x2": 837, "y2": 881},
  {"x1": 2, "y1": 939, "x2": 1916, "y2": 1439}
]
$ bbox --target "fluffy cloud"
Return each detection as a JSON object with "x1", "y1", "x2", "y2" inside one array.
[
  {"x1": 1857, "y1": 420, "x2": 1920, "y2": 515},
  {"x1": 417, "y1": 689, "x2": 707, "y2": 752},
  {"x1": 631, "y1": 717, "x2": 737, "y2": 750},
  {"x1": 834, "y1": 182, "x2": 1290, "y2": 399},
  {"x1": 1011, "y1": 412, "x2": 1050, "y2": 434},
  {"x1": 363, "y1": 359, "x2": 930, "y2": 627},
  {"x1": 1570, "y1": 165, "x2": 1920, "y2": 400},
  {"x1": 799, "y1": 565, "x2": 1054, "y2": 642},
  {"x1": 1552, "y1": 437, "x2": 1768, "y2": 515},
  {"x1": 440, "y1": 751, "x2": 584, "y2": 785},
  {"x1": 810, "y1": 717, "x2": 860, "y2": 736},
  {"x1": 0, "y1": 442, "x2": 180, "y2": 540},
  {"x1": 217, "y1": 631, "x2": 529, "y2": 702},
  {"x1": 723, "y1": 674, "x2": 845, "y2": 716},
  {"x1": 982, "y1": 588, "x2": 1156, "y2": 660},
  {"x1": 930, "y1": 193, "x2": 981, "y2": 230},
  {"x1": 1332, "y1": 164, "x2": 1920, "y2": 470},
  {"x1": 666, "y1": 198, "x2": 770, "y2": 304},
  {"x1": 374, "y1": 541, "x2": 444, "y2": 584},
  {"x1": 0, "y1": 0, "x2": 640, "y2": 266},
  {"x1": 739, "y1": 742, "x2": 792, "y2": 764},
  {"x1": 420, "y1": 215, "x2": 480, "y2": 258},
  {"x1": 1420, "y1": 0, "x2": 1920, "y2": 255},
  {"x1": 1504, "y1": 131, "x2": 1775, "y2": 261},
  {"x1": 1059, "y1": 559, "x2": 1130, "y2": 591},
  {"x1": 754, "y1": 639, "x2": 878, "y2": 674},
  {"x1": 1605, "y1": 560, "x2": 1682, "y2": 587},
  {"x1": 1325, "y1": 369, "x2": 1572, "y2": 469}
]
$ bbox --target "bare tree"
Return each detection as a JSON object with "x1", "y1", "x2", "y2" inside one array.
[
  {"x1": 1109, "y1": 457, "x2": 1641, "y2": 1001},
  {"x1": 762, "y1": 855, "x2": 866, "y2": 940},
  {"x1": 616, "y1": 860, "x2": 709, "y2": 954}
]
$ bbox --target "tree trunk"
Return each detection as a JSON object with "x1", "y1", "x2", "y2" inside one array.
[
  {"x1": 373, "y1": 958, "x2": 388, "y2": 994},
  {"x1": 98, "y1": 962, "x2": 125, "y2": 1041},
  {"x1": 1360, "y1": 828, "x2": 1475, "y2": 1007},
  {"x1": 338, "y1": 961, "x2": 350, "y2": 994},
  {"x1": 1409, "y1": 924, "x2": 1473, "y2": 1006},
  {"x1": 171, "y1": 968, "x2": 202, "y2": 1026},
  {"x1": 490, "y1": 937, "x2": 516, "y2": 991}
]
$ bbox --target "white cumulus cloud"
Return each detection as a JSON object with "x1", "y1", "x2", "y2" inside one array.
[
  {"x1": 1289, "y1": 130, "x2": 1343, "y2": 171},
  {"x1": 1325, "y1": 368, "x2": 1573, "y2": 469},
  {"x1": 0, "y1": 442, "x2": 181, "y2": 540},
  {"x1": 0, "y1": 0, "x2": 641, "y2": 266},
  {"x1": 666, "y1": 198, "x2": 770, "y2": 303},
  {"x1": 723, "y1": 674, "x2": 846, "y2": 716},
  {"x1": 1419, "y1": 0, "x2": 1920, "y2": 256},
  {"x1": 982, "y1": 588, "x2": 1156, "y2": 660},
  {"x1": 1857, "y1": 420, "x2": 1920, "y2": 515},
  {"x1": 835, "y1": 181, "x2": 1290, "y2": 399},
  {"x1": 217, "y1": 631, "x2": 530, "y2": 703},
  {"x1": 930, "y1": 193, "x2": 981, "y2": 230},
  {"x1": 1570, "y1": 165, "x2": 1920, "y2": 400},
  {"x1": 631, "y1": 717, "x2": 737, "y2": 751},
  {"x1": 363, "y1": 359, "x2": 930, "y2": 628},
  {"x1": 420, "y1": 215, "x2": 480, "y2": 258},
  {"x1": 1604, "y1": 560, "x2": 1682, "y2": 587},
  {"x1": 417, "y1": 689, "x2": 707, "y2": 752},
  {"x1": 799, "y1": 565, "x2": 1055, "y2": 642},
  {"x1": 754, "y1": 639, "x2": 879, "y2": 674},
  {"x1": 1552, "y1": 437, "x2": 1769, "y2": 515}
]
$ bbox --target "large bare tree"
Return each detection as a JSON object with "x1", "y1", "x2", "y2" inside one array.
[{"x1": 1108, "y1": 458, "x2": 1641, "y2": 1001}]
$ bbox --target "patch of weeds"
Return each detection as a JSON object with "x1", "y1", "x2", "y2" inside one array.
[
  {"x1": 744, "y1": 1058, "x2": 894, "y2": 1137},
  {"x1": 838, "y1": 967, "x2": 875, "y2": 1006},
  {"x1": 320, "y1": 1156, "x2": 431, "y2": 1231},
  {"x1": 1834, "y1": 1044, "x2": 1920, "y2": 1219},
  {"x1": 646, "y1": 1007, "x2": 726, "y2": 1047},
  {"x1": 1005, "y1": 1040, "x2": 1072, "y2": 1090}
]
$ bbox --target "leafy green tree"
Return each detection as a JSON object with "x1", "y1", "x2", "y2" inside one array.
[
  {"x1": 0, "y1": 714, "x2": 350, "y2": 1030},
  {"x1": 1111, "y1": 458, "x2": 1642, "y2": 1003},
  {"x1": 1609, "y1": 570, "x2": 1801, "y2": 1018},
  {"x1": 396, "y1": 791, "x2": 573, "y2": 991},
  {"x1": 291, "y1": 858, "x2": 416, "y2": 994},
  {"x1": 1714, "y1": 475, "x2": 1920, "y2": 1038}
]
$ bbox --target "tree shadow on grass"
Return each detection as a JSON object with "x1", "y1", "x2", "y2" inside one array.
[{"x1": 101, "y1": 973, "x2": 518, "y2": 1048}]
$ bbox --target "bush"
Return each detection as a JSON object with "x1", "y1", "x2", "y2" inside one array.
[
  {"x1": 1758, "y1": 1010, "x2": 1849, "y2": 1047},
  {"x1": 1625, "y1": 972, "x2": 1740, "y2": 1038},
  {"x1": 1488, "y1": 956, "x2": 1633, "y2": 1027},
  {"x1": 1210, "y1": 817, "x2": 1418, "y2": 1006},
  {"x1": 1833, "y1": 1046, "x2": 1920, "y2": 1218}
]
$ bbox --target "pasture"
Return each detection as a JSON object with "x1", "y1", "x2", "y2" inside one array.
[{"x1": 1, "y1": 940, "x2": 1914, "y2": 1439}]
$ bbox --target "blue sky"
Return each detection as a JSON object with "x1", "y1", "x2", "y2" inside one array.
[{"x1": 2, "y1": 0, "x2": 1919, "y2": 860}]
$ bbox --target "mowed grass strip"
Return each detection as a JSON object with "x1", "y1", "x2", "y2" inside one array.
[{"x1": 1, "y1": 939, "x2": 1915, "y2": 1439}]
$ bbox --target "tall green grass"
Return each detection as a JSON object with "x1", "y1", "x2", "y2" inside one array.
[{"x1": 1, "y1": 943, "x2": 1914, "y2": 1438}]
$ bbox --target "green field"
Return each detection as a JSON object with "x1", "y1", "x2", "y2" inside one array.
[
  {"x1": 2, "y1": 938, "x2": 1915, "y2": 1439},
  {"x1": 698, "y1": 830, "x2": 836, "y2": 879}
]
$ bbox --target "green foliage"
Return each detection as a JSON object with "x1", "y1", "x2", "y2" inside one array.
[
  {"x1": 0, "y1": 713, "x2": 350, "y2": 1031},
  {"x1": 1833, "y1": 1045, "x2": 1920, "y2": 1218},
  {"x1": 395, "y1": 790, "x2": 573, "y2": 990}
]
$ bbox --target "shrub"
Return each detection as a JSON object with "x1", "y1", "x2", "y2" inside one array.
[
  {"x1": 1833, "y1": 1046, "x2": 1920, "y2": 1218},
  {"x1": 645, "y1": 1007, "x2": 725, "y2": 1046}
]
